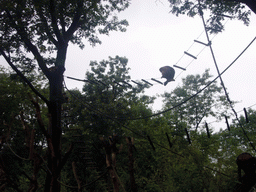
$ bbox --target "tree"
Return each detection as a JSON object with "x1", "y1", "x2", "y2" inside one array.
[
  {"x1": 81, "y1": 56, "x2": 154, "y2": 135},
  {"x1": 0, "y1": 1, "x2": 130, "y2": 191},
  {"x1": 0, "y1": 67, "x2": 50, "y2": 191},
  {"x1": 168, "y1": 0, "x2": 254, "y2": 33},
  {"x1": 161, "y1": 69, "x2": 230, "y2": 130}
]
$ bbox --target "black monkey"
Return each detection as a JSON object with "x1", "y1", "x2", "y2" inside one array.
[
  {"x1": 234, "y1": 153, "x2": 256, "y2": 192},
  {"x1": 236, "y1": 153, "x2": 256, "y2": 181},
  {"x1": 159, "y1": 66, "x2": 175, "y2": 86}
]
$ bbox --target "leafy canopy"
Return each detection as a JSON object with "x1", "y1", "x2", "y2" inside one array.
[
  {"x1": 168, "y1": 0, "x2": 252, "y2": 33},
  {"x1": 162, "y1": 69, "x2": 230, "y2": 130},
  {"x1": 0, "y1": 0, "x2": 130, "y2": 73}
]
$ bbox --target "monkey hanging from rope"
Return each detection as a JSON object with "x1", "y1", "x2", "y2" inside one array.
[{"x1": 159, "y1": 66, "x2": 175, "y2": 86}]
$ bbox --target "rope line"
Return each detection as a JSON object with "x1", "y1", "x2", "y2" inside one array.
[
  {"x1": 63, "y1": 81, "x2": 185, "y2": 158},
  {"x1": 198, "y1": 0, "x2": 256, "y2": 152},
  {"x1": 64, "y1": 81, "x2": 235, "y2": 179}
]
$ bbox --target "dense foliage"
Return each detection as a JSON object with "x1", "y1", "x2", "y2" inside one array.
[
  {"x1": 1, "y1": 63, "x2": 256, "y2": 191},
  {"x1": 168, "y1": 0, "x2": 254, "y2": 33}
]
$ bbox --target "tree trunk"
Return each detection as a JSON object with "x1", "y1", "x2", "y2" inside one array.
[
  {"x1": 126, "y1": 137, "x2": 137, "y2": 192},
  {"x1": 44, "y1": 65, "x2": 65, "y2": 192}
]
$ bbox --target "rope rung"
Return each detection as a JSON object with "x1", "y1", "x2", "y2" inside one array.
[
  {"x1": 184, "y1": 51, "x2": 197, "y2": 59},
  {"x1": 173, "y1": 65, "x2": 186, "y2": 71},
  {"x1": 142, "y1": 79, "x2": 153, "y2": 86},
  {"x1": 114, "y1": 81, "x2": 125, "y2": 87},
  {"x1": 216, "y1": 14, "x2": 233, "y2": 18},
  {"x1": 131, "y1": 80, "x2": 143, "y2": 86},
  {"x1": 205, "y1": 27, "x2": 222, "y2": 33},
  {"x1": 194, "y1": 39, "x2": 209, "y2": 46},
  {"x1": 121, "y1": 80, "x2": 132, "y2": 87},
  {"x1": 151, "y1": 78, "x2": 163, "y2": 85}
]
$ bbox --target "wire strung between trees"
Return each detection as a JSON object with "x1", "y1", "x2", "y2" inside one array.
[
  {"x1": 64, "y1": 81, "x2": 235, "y2": 179},
  {"x1": 63, "y1": 80, "x2": 185, "y2": 159},
  {"x1": 198, "y1": 0, "x2": 256, "y2": 153}
]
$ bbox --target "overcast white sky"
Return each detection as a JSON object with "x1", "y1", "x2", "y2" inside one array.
[{"x1": 1, "y1": 0, "x2": 256, "y2": 131}]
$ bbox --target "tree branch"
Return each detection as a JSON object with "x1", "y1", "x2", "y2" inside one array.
[
  {"x1": 32, "y1": 0, "x2": 59, "y2": 46},
  {"x1": 64, "y1": 0, "x2": 84, "y2": 41},
  {"x1": 4, "y1": 10, "x2": 51, "y2": 78},
  {"x1": 0, "y1": 48, "x2": 49, "y2": 105},
  {"x1": 29, "y1": 95, "x2": 55, "y2": 158},
  {"x1": 59, "y1": 0, "x2": 68, "y2": 35},
  {"x1": 64, "y1": 0, "x2": 99, "y2": 41},
  {"x1": 49, "y1": 0, "x2": 65, "y2": 45}
]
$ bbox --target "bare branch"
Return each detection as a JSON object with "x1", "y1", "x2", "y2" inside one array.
[
  {"x1": 29, "y1": 95, "x2": 55, "y2": 158},
  {"x1": 5, "y1": 10, "x2": 51, "y2": 78}
]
